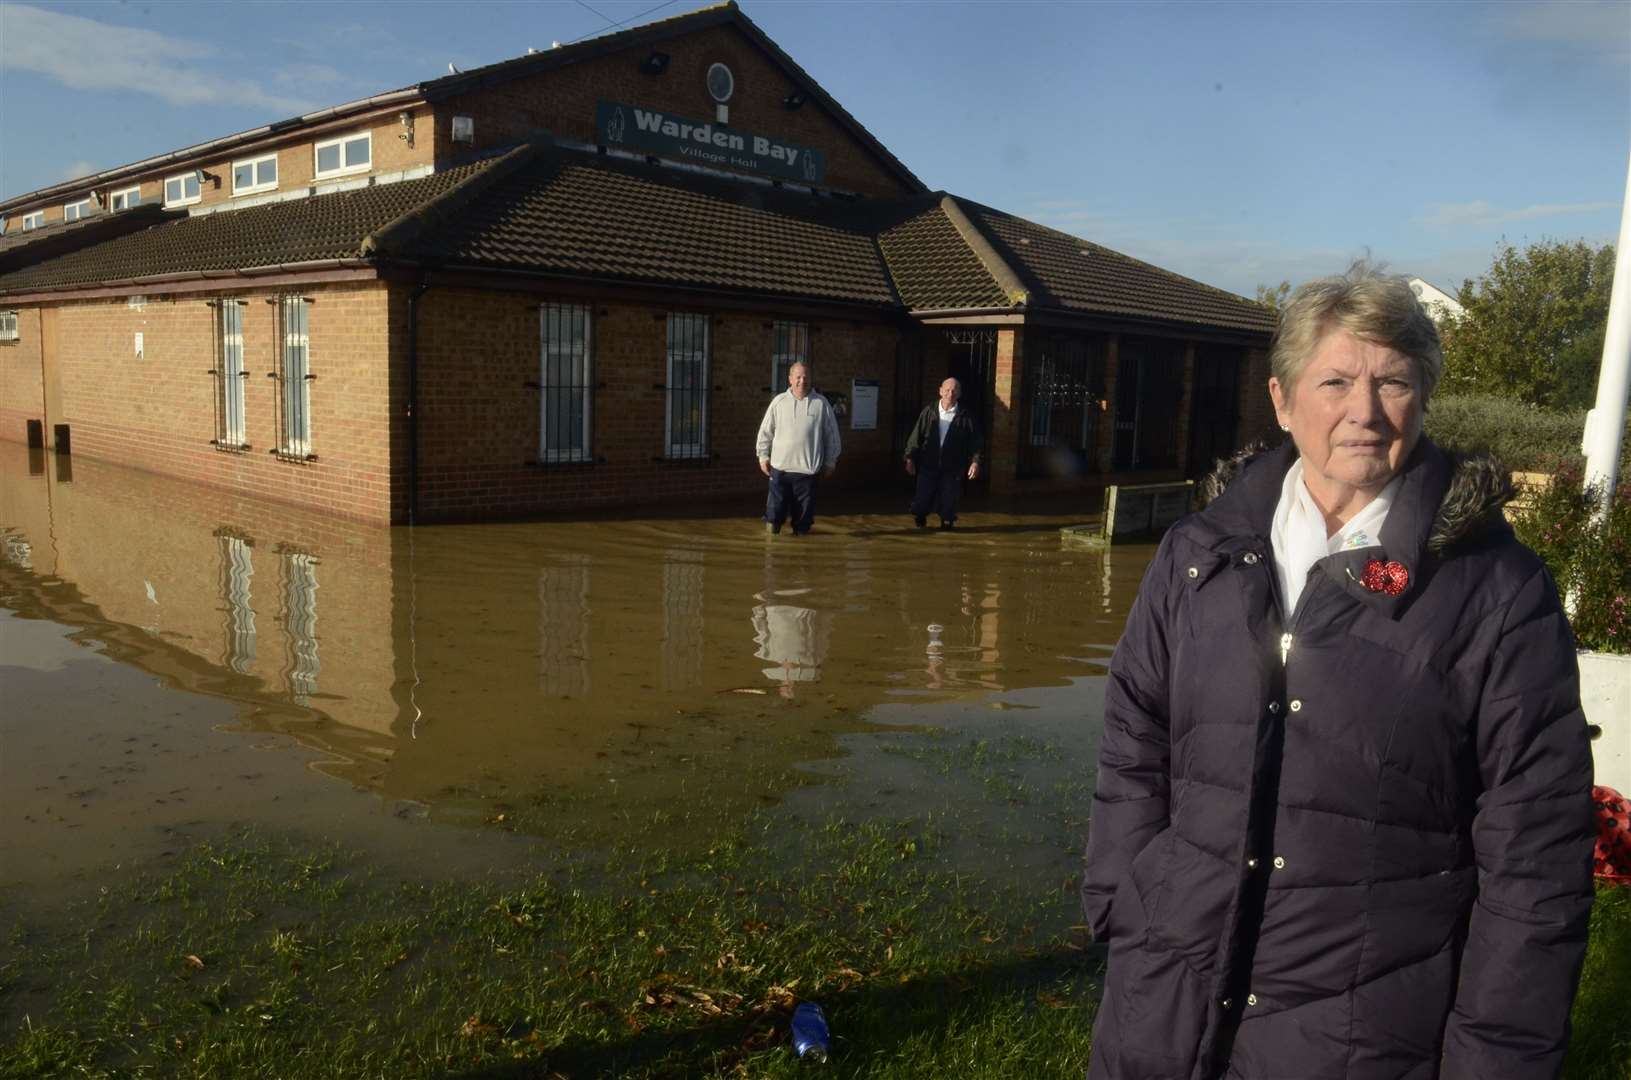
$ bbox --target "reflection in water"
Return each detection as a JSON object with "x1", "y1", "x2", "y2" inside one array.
[
  {"x1": 216, "y1": 530, "x2": 256, "y2": 675},
  {"x1": 752, "y1": 599, "x2": 832, "y2": 698},
  {"x1": 0, "y1": 442, "x2": 1151, "y2": 847}
]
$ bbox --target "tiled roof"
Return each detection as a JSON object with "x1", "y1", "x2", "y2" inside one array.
[
  {"x1": 960, "y1": 201, "x2": 1277, "y2": 334},
  {"x1": 0, "y1": 203, "x2": 175, "y2": 274},
  {"x1": 877, "y1": 204, "x2": 1006, "y2": 311},
  {"x1": 407, "y1": 150, "x2": 897, "y2": 305},
  {"x1": 0, "y1": 164, "x2": 493, "y2": 293}
]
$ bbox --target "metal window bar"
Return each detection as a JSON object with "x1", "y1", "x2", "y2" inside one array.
[
  {"x1": 771, "y1": 320, "x2": 809, "y2": 391},
  {"x1": 1029, "y1": 350, "x2": 1055, "y2": 446},
  {"x1": 539, "y1": 303, "x2": 592, "y2": 461},
  {"x1": 277, "y1": 297, "x2": 312, "y2": 456},
  {"x1": 214, "y1": 300, "x2": 247, "y2": 447},
  {"x1": 665, "y1": 312, "x2": 710, "y2": 459}
]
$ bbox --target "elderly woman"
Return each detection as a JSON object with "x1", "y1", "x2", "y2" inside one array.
[{"x1": 1081, "y1": 263, "x2": 1595, "y2": 1079}]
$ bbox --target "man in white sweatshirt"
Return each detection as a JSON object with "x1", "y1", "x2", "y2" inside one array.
[{"x1": 754, "y1": 362, "x2": 841, "y2": 535}]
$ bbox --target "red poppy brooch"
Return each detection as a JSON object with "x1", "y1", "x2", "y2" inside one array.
[{"x1": 1358, "y1": 559, "x2": 1410, "y2": 596}]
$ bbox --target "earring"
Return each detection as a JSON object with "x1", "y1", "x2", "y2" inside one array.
[{"x1": 1279, "y1": 424, "x2": 1290, "y2": 432}]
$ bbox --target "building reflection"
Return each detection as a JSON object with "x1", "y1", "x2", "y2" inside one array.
[{"x1": 537, "y1": 556, "x2": 591, "y2": 699}]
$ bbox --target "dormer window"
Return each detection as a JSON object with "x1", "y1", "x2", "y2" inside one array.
[
  {"x1": 164, "y1": 171, "x2": 202, "y2": 207},
  {"x1": 109, "y1": 186, "x2": 141, "y2": 211},
  {"x1": 232, "y1": 153, "x2": 279, "y2": 196},
  {"x1": 313, "y1": 132, "x2": 371, "y2": 179},
  {"x1": 22, "y1": 211, "x2": 44, "y2": 230}
]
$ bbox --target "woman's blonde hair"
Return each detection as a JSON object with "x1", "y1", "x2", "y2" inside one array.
[{"x1": 1270, "y1": 260, "x2": 1443, "y2": 403}]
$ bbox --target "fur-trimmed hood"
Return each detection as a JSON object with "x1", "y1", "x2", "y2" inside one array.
[{"x1": 1196, "y1": 439, "x2": 1515, "y2": 554}]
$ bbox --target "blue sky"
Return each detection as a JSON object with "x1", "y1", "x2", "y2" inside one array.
[{"x1": 1, "y1": 0, "x2": 1625, "y2": 298}]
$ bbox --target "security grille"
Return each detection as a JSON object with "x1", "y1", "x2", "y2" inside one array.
[
  {"x1": 771, "y1": 320, "x2": 809, "y2": 391},
  {"x1": 217, "y1": 531, "x2": 256, "y2": 675},
  {"x1": 211, "y1": 300, "x2": 248, "y2": 448},
  {"x1": 274, "y1": 296, "x2": 313, "y2": 457},
  {"x1": 539, "y1": 303, "x2": 593, "y2": 461},
  {"x1": 665, "y1": 312, "x2": 710, "y2": 459}
]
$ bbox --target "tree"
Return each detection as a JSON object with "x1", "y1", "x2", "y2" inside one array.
[
  {"x1": 1254, "y1": 280, "x2": 1291, "y2": 312},
  {"x1": 1437, "y1": 239, "x2": 1616, "y2": 409}
]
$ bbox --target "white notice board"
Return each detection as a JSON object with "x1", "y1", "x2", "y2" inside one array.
[{"x1": 851, "y1": 379, "x2": 879, "y2": 430}]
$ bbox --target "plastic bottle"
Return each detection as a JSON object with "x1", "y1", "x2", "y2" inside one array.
[{"x1": 791, "y1": 1001, "x2": 830, "y2": 1062}]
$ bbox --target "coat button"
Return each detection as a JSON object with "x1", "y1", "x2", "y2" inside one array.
[
  {"x1": 1246, "y1": 993, "x2": 1257, "y2": 1007},
  {"x1": 1220, "y1": 997, "x2": 1233, "y2": 1010},
  {"x1": 1243, "y1": 553, "x2": 1259, "y2": 565},
  {"x1": 1187, "y1": 566, "x2": 1199, "y2": 578},
  {"x1": 1289, "y1": 699, "x2": 1302, "y2": 712},
  {"x1": 1273, "y1": 856, "x2": 1286, "y2": 870},
  {"x1": 1246, "y1": 857, "x2": 1259, "y2": 870},
  {"x1": 1268, "y1": 701, "x2": 1281, "y2": 714}
]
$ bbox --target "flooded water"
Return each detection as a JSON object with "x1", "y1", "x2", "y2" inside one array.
[{"x1": 0, "y1": 443, "x2": 1152, "y2": 916}]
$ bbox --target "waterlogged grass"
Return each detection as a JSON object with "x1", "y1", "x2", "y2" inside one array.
[
  {"x1": 1567, "y1": 884, "x2": 1631, "y2": 1080},
  {"x1": 0, "y1": 818, "x2": 1099, "y2": 1079}
]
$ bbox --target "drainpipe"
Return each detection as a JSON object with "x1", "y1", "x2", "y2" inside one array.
[{"x1": 406, "y1": 273, "x2": 433, "y2": 525}]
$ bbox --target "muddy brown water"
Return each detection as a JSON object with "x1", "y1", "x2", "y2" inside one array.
[{"x1": 0, "y1": 443, "x2": 1153, "y2": 919}]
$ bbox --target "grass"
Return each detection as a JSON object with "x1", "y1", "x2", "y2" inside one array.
[{"x1": 0, "y1": 818, "x2": 1098, "y2": 1079}]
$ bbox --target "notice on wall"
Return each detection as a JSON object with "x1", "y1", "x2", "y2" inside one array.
[{"x1": 851, "y1": 379, "x2": 879, "y2": 431}]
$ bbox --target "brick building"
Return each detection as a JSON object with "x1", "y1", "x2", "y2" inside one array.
[{"x1": 0, "y1": 2, "x2": 1276, "y2": 525}]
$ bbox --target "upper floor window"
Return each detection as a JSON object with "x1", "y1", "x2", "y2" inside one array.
[
  {"x1": 64, "y1": 199, "x2": 92, "y2": 223},
  {"x1": 109, "y1": 186, "x2": 141, "y2": 211},
  {"x1": 314, "y1": 132, "x2": 371, "y2": 179},
  {"x1": 0, "y1": 311, "x2": 19, "y2": 342},
  {"x1": 22, "y1": 211, "x2": 45, "y2": 230},
  {"x1": 164, "y1": 172, "x2": 202, "y2": 207},
  {"x1": 232, "y1": 153, "x2": 278, "y2": 197}
]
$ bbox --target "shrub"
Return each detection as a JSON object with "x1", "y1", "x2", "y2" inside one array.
[
  {"x1": 1425, "y1": 394, "x2": 1631, "y2": 474},
  {"x1": 1509, "y1": 460, "x2": 1631, "y2": 654}
]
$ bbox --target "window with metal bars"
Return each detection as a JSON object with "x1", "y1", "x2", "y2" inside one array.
[
  {"x1": 771, "y1": 320, "x2": 809, "y2": 391},
  {"x1": 210, "y1": 299, "x2": 249, "y2": 449},
  {"x1": 665, "y1": 312, "x2": 710, "y2": 459},
  {"x1": 538, "y1": 303, "x2": 593, "y2": 461},
  {"x1": 274, "y1": 296, "x2": 313, "y2": 458}
]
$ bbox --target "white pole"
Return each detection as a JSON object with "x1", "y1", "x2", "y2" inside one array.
[{"x1": 1582, "y1": 147, "x2": 1631, "y2": 515}]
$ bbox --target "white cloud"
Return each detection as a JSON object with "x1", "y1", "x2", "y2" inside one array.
[
  {"x1": 60, "y1": 160, "x2": 99, "y2": 182},
  {"x1": 3, "y1": 4, "x2": 317, "y2": 114},
  {"x1": 1491, "y1": 0, "x2": 1631, "y2": 66},
  {"x1": 1420, "y1": 199, "x2": 1618, "y2": 227}
]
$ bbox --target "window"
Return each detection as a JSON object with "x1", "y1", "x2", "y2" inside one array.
[
  {"x1": 164, "y1": 171, "x2": 202, "y2": 207},
  {"x1": 64, "y1": 199, "x2": 92, "y2": 223},
  {"x1": 771, "y1": 320, "x2": 809, "y2": 391},
  {"x1": 0, "y1": 311, "x2": 18, "y2": 342},
  {"x1": 313, "y1": 131, "x2": 371, "y2": 179},
  {"x1": 109, "y1": 186, "x2": 141, "y2": 211},
  {"x1": 212, "y1": 299, "x2": 248, "y2": 449},
  {"x1": 665, "y1": 312, "x2": 710, "y2": 459},
  {"x1": 538, "y1": 303, "x2": 592, "y2": 461},
  {"x1": 22, "y1": 211, "x2": 44, "y2": 230},
  {"x1": 275, "y1": 297, "x2": 312, "y2": 457},
  {"x1": 232, "y1": 153, "x2": 278, "y2": 197}
]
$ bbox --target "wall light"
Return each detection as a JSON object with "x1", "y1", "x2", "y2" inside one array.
[
  {"x1": 783, "y1": 92, "x2": 807, "y2": 110},
  {"x1": 640, "y1": 50, "x2": 670, "y2": 75}
]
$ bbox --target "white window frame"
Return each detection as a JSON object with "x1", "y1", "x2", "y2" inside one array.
[
  {"x1": 665, "y1": 312, "x2": 710, "y2": 459},
  {"x1": 164, "y1": 171, "x2": 202, "y2": 207},
  {"x1": 0, "y1": 311, "x2": 18, "y2": 342},
  {"x1": 539, "y1": 303, "x2": 593, "y2": 462},
  {"x1": 277, "y1": 296, "x2": 313, "y2": 457},
  {"x1": 232, "y1": 153, "x2": 279, "y2": 197},
  {"x1": 215, "y1": 299, "x2": 248, "y2": 448},
  {"x1": 313, "y1": 131, "x2": 372, "y2": 180},
  {"x1": 22, "y1": 211, "x2": 45, "y2": 230},
  {"x1": 64, "y1": 199, "x2": 92, "y2": 223},
  {"x1": 109, "y1": 185, "x2": 141, "y2": 211}
]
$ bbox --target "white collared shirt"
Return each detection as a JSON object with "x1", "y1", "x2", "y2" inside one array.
[
  {"x1": 1270, "y1": 459, "x2": 1402, "y2": 616},
  {"x1": 937, "y1": 403, "x2": 957, "y2": 445}
]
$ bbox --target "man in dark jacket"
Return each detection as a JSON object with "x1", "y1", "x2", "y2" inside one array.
[{"x1": 904, "y1": 377, "x2": 982, "y2": 529}]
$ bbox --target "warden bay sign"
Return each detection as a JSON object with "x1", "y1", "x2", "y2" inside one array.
[{"x1": 597, "y1": 101, "x2": 826, "y2": 183}]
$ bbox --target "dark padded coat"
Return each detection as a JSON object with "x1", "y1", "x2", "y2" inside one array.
[
  {"x1": 903, "y1": 403, "x2": 982, "y2": 473},
  {"x1": 1081, "y1": 438, "x2": 1595, "y2": 1080}
]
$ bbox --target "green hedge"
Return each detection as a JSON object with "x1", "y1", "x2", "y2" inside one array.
[
  {"x1": 1425, "y1": 394, "x2": 1631, "y2": 474},
  {"x1": 1509, "y1": 462, "x2": 1631, "y2": 654}
]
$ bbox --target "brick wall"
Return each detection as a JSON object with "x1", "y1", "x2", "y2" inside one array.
[
  {"x1": 0, "y1": 282, "x2": 399, "y2": 523},
  {"x1": 433, "y1": 23, "x2": 916, "y2": 199},
  {"x1": 0, "y1": 307, "x2": 46, "y2": 444},
  {"x1": 407, "y1": 284, "x2": 904, "y2": 521}
]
